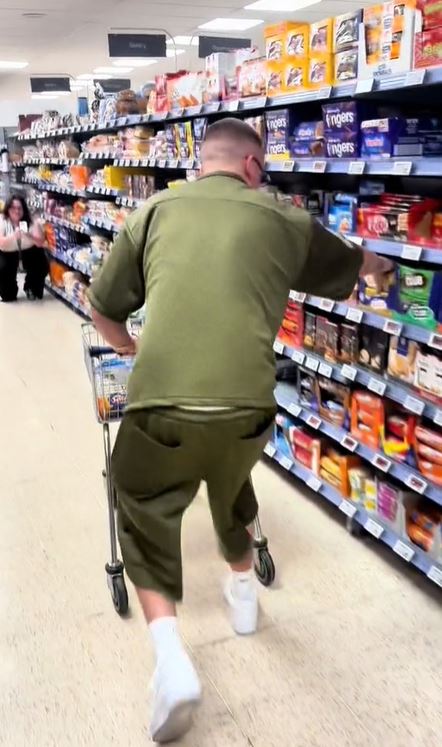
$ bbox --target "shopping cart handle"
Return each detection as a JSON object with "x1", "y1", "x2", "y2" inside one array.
[{"x1": 89, "y1": 345, "x2": 115, "y2": 357}]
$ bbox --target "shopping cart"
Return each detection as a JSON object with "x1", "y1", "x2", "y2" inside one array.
[{"x1": 82, "y1": 322, "x2": 275, "y2": 617}]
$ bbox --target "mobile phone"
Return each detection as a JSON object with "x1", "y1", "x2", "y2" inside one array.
[{"x1": 19, "y1": 221, "x2": 28, "y2": 233}]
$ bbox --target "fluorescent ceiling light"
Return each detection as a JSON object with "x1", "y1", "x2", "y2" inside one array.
[
  {"x1": 94, "y1": 66, "x2": 133, "y2": 74},
  {"x1": 245, "y1": 0, "x2": 321, "y2": 9},
  {"x1": 166, "y1": 36, "x2": 199, "y2": 46},
  {"x1": 112, "y1": 58, "x2": 157, "y2": 68},
  {"x1": 0, "y1": 60, "x2": 28, "y2": 69},
  {"x1": 77, "y1": 73, "x2": 112, "y2": 80},
  {"x1": 166, "y1": 48, "x2": 186, "y2": 58},
  {"x1": 198, "y1": 17, "x2": 263, "y2": 31}
]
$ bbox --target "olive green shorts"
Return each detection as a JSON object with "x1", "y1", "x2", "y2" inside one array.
[{"x1": 111, "y1": 407, "x2": 275, "y2": 601}]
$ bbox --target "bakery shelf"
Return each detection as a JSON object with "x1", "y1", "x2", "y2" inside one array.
[
  {"x1": 264, "y1": 439, "x2": 442, "y2": 588},
  {"x1": 274, "y1": 381, "x2": 442, "y2": 507},
  {"x1": 44, "y1": 282, "x2": 91, "y2": 319},
  {"x1": 289, "y1": 291, "x2": 442, "y2": 352},
  {"x1": 273, "y1": 339, "x2": 442, "y2": 427}
]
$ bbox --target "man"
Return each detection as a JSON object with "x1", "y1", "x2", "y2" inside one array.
[{"x1": 88, "y1": 117, "x2": 393, "y2": 743}]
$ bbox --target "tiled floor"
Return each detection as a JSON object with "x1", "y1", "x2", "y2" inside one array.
[{"x1": 0, "y1": 297, "x2": 440, "y2": 747}]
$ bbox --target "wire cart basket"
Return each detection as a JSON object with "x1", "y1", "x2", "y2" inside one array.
[{"x1": 82, "y1": 322, "x2": 275, "y2": 617}]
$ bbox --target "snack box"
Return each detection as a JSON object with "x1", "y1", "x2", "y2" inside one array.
[
  {"x1": 333, "y1": 10, "x2": 362, "y2": 52},
  {"x1": 387, "y1": 264, "x2": 442, "y2": 330},
  {"x1": 285, "y1": 58, "x2": 309, "y2": 92},
  {"x1": 309, "y1": 55, "x2": 333, "y2": 88},
  {"x1": 238, "y1": 57, "x2": 267, "y2": 98},
  {"x1": 287, "y1": 25, "x2": 310, "y2": 58},
  {"x1": 290, "y1": 139, "x2": 326, "y2": 158},
  {"x1": 416, "y1": 0, "x2": 442, "y2": 30},
  {"x1": 323, "y1": 100, "x2": 368, "y2": 136},
  {"x1": 388, "y1": 335, "x2": 419, "y2": 384},
  {"x1": 265, "y1": 108, "x2": 295, "y2": 160},
  {"x1": 266, "y1": 61, "x2": 285, "y2": 97},
  {"x1": 310, "y1": 18, "x2": 333, "y2": 56},
  {"x1": 414, "y1": 26, "x2": 442, "y2": 68},
  {"x1": 414, "y1": 347, "x2": 442, "y2": 401},
  {"x1": 265, "y1": 21, "x2": 306, "y2": 61},
  {"x1": 335, "y1": 49, "x2": 359, "y2": 82},
  {"x1": 293, "y1": 121, "x2": 324, "y2": 140}
]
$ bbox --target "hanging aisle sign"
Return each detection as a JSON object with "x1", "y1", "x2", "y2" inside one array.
[
  {"x1": 108, "y1": 33, "x2": 166, "y2": 58},
  {"x1": 94, "y1": 78, "x2": 131, "y2": 93},
  {"x1": 198, "y1": 35, "x2": 251, "y2": 58},
  {"x1": 30, "y1": 77, "x2": 71, "y2": 93}
]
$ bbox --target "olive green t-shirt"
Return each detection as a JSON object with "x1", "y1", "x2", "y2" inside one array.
[{"x1": 88, "y1": 173, "x2": 362, "y2": 411}]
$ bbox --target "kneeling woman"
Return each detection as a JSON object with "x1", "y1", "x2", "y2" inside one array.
[{"x1": 0, "y1": 194, "x2": 48, "y2": 302}]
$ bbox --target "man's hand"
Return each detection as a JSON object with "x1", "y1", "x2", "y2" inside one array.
[
  {"x1": 360, "y1": 251, "x2": 395, "y2": 292},
  {"x1": 115, "y1": 336, "x2": 138, "y2": 356},
  {"x1": 91, "y1": 307, "x2": 138, "y2": 356}
]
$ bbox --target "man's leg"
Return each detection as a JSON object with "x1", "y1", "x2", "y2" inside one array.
[{"x1": 112, "y1": 409, "x2": 202, "y2": 743}]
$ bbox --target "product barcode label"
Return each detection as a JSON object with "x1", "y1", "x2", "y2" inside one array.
[
  {"x1": 169, "y1": 159, "x2": 179, "y2": 168},
  {"x1": 227, "y1": 100, "x2": 239, "y2": 112},
  {"x1": 280, "y1": 456, "x2": 292, "y2": 471},
  {"x1": 364, "y1": 518, "x2": 384, "y2": 539},
  {"x1": 393, "y1": 161, "x2": 413, "y2": 176},
  {"x1": 171, "y1": 108, "x2": 183, "y2": 118},
  {"x1": 348, "y1": 161, "x2": 366, "y2": 175},
  {"x1": 356, "y1": 78, "x2": 374, "y2": 94},
  {"x1": 288, "y1": 403, "x2": 302, "y2": 417},
  {"x1": 312, "y1": 160, "x2": 327, "y2": 173},
  {"x1": 291, "y1": 350, "x2": 305, "y2": 365},
  {"x1": 403, "y1": 396, "x2": 425, "y2": 416},
  {"x1": 318, "y1": 363, "x2": 332, "y2": 378},
  {"x1": 274, "y1": 341, "x2": 284, "y2": 355},
  {"x1": 307, "y1": 414, "x2": 321, "y2": 429},
  {"x1": 149, "y1": 158, "x2": 156, "y2": 167},
  {"x1": 401, "y1": 244, "x2": 422, "y2": 261},
  {"x1": 405, "y1": 473, "x2": 428, "y2": 495},
  {"x1": 373, "y1": 454, "x2": 392, "y2": 472},
  {"x1": 383, "y1": 319, "x2": 403, "y2": 336},
  {"x1": 282, "y1": 160, "x2": 295, "y2": 172},
  {"x1": 434, "y1": 410, "x2": 442, "y2": 427},
  {"x1": 317, "y1": 85, "x2": 332, "y2": 100},
  {"x1": 186, "y1": 105, "x2": 203, "y2": 116},
  {"x1": 341, "y1": 364, "x2": 357, "y2": 381},
  {"x1": 307, "y1": 475, "x2": 322, "y2": 492},
  {"x1": 132, "y1": 159, "x2": 140, "y2": 166},
  {"x1": 306, "y1": 356, "x2": 319, "y2": 372},
  {"x1": 289, "y1": 291, "x2": 306, "y2": 303},
  {"x1": 181, "y1": 158, "x2": 194, "y2": 169},
  {"x1": 158, "y1": 159, "x2": 167, "y2": 168},
  {"x1": 368, "y1": 378, "x2": 386, "y2": 396},
  {"x1": 339, "y1": 500, "x2": 357, "y2": 519},
  {"x1": 427, "y1": 565, "x2": 442, "y2": 587},
  {"x1": 428, "y1": 333, "x2": 442, "y2": 351},
  {"x1": 341, "y1": 435, "x2": 358, "y2": 452},
  {"x1": 319, "y1": 298, "x2": 335, "y2": 312},
  {"x1": 264, "y1": 443, "x2": 276, "y2": 458},
  {"x1": 393, "y1": 540, "x2": 415, "y2": 563},
  {"x1": 406, "y1": 69, "x2": 426, "y2": 87},
  {"x1": 141, "y1": 159, "x2": 149, "y2": 167},
  {"x1": 346, "y1": 307, "x2": 363, "y2": 323},
  {"x1": 204, "y1": 102, "x2": 220, "y2": 113}
]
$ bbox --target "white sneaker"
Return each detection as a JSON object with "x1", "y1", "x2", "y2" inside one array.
[
  {"x1": 150, "y1": 651, "x2": 201, "y2": 743},
  {"x1": 224, "y1": 571, "x2": 258, "y2": 636}
]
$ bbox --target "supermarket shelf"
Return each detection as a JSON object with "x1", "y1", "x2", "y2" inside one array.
[
  {"x1": 266, "y1": 157, "x2": 442, "y2": 178},
  {"x1": 44, "y1": 214, "x2": 90, "y2": 235},
  {"x1": 45, "y1": 282, "x2": 91, "y2": 319},
  {"x1": 264, "y1": 439, "x2": 442, "y2": 588},
  {"x1": 289, "y1": 290, "x2": 442, "y2": 351},
  {"x1": 274, "y1": 339, "x2": 442, "y2": 426},
  {"x1": 83, "y1": 216, "x2": 118, "y2": 233},
  {"x1": 22, "y1": 177, "x2": 145, "y2": 210},
  {"x1": 47, "y1": 249, "x2": 94, "y2": 277},
  {"x1": 23, "y1": 153, "x2": 115, "y2": 166},
  {"x1": 22, "y1": 179, "x2": 86, "y2": 197},
  {"x1": 346, "y1": 235, "x2": 442, "y2": 266},
  {"x1": 274, "y1": 381, "x2": 442, "y2": 507}
]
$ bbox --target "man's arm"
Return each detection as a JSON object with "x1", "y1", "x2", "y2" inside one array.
[{"x1": 295, "y1": 218, "x2": 394, "y2": 301}]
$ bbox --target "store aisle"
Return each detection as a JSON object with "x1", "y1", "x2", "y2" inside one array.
[{"x1": 0, "y1": 297, "x2": 440, "y2": 747}]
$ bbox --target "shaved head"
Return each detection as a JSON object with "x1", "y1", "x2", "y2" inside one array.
[{"x1": 200, "y1": 117, "x2": 266, "y2": 188}]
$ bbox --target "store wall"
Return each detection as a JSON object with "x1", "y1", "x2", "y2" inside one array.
[{"x1": 0, "y1": 98, "x2": 76, "y2": 129}]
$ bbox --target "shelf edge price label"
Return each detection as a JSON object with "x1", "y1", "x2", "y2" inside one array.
[
  {"x1": 312, "y1": 160, "x2": 327, "y2": 173},
  {"x1": 141, "y1": 159, "x2": 149, "y2": 167},
  {"x1": 427, "y1": 565, "x2": 442, "y2": 587},
  {"x1": 405, "y1": 473, "x2": 428, "y2": 495},
  {"x1": 428, "y1": 332, "x2": 442, "y2": 351},
  {"x1": 434, "y1": 410, "x2": 442, "y2": 427},
  {"x1": 307, "y1": 475, "x2": 322, "y2": 492},
  {"x1": 401, "y1": 244, "x2": 422, "y2": 261},
  {"x1": 264, "y1": 442, "x2": 276, "y2": 458},
  {"x1": 291, "y1": 350, "x2": 305, "y2": 365},
  {"x1": 318, "y1": 362, "x2": 332, "y2": 378},
  {"x1": 319, "y1": 298, "x2": 335, "y2": 312},
  {"x1": 393, "y1": 539, "x2": 415, "y2": 563},
  {"x1": 403, "y1": 395, "x2": 425, "y2": 416},
  {"x1": 341, "y1": 364, "x2": 357, "y2": 381},
  {"x1": 339, "y1": 500, "x2": 357, "y2": 519},
  {"x1": 341, "y1": 434, "x2": 358, "y2": 453},
  {"x1": 169, "y1": 159, "x2": 179, "y2": 169},
  {"x1": 158, "y1": 159, "x2": 166, "y2": 168},
  {"x1": 317, "y1": 85, "x2": 332, "y2": 100},
  {"x1": 280, "y1": 455, "x2": 292, "y2": 471},
  {"x1": 289, "y1": 291, "x2": 306, "y2": 303},
  {"x1": 204, "y1": 102, "x2": 220, "y2": 113},
  {"x1": 306, "y1": 356, "x2": 319, "y2": 372},
  {"x1": 364, "y1": 518, "x2": 384, "y2": 539},
  {"x1": 346, "y1": 307, "x2": 363, "y2": 324},
  {"x1": 356, "y1": 78, "x2": 374, "y2": 95},
  {"x1": 274, "y1": 341, "x2": 284, "y2": 355},
  {"x1": 349, "y1": 234, "x2": 364, "y2": 246},
  {"x1": 406, "y1": 69, "x2": 426, "y2": 87},
  {"x1": 393, "y1": 161, "x2": 413, "y2": 176},
  {"x1": 367, "y1": 377, "x2": 386, "y2": 396},
  {"x1": 282, "y1": 159, "x2": 295, "y2": 172},
  {"x1": 149, "y1": 158, "x2": 156, "y2": 167},
  {"x1": 348, "y1": 160, "x2": 366, "y2": 175},
  {"x1": 383, "y1": 319, "x2": 402, "y2": 336},
  {"x1": 181, "y1": 158, "x2": 194, "y2": 169},
  {"x1": 227, "y1": 100, "x2": 239, "y2": 112},
  {"x1": 288, "y1": 403, "x2": 302, "y2": 417},
  {"x1": 307, "y1": 414, "x2": 321, "y2": 430},
  {"x1": 373, "y1": 453, "x2": 392, "y2": 473}
]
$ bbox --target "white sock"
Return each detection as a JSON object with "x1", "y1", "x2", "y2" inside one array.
[
  {"x1": 231, "y1": 569, "x2": 256, "y2": 600},
  {"x1": 149, "y1": 616, "x2": 184, "y2": 664}
]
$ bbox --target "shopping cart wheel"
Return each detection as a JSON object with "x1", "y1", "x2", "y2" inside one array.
[
  {"x1": 106, "y1": 563, "x2": 129, "y2": 616},
  {"x1": 254, "y1": 548, "x2": 276, "y2": 587}
]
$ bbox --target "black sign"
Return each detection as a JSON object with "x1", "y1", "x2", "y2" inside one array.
[
  {"x1": 108, "y1": 33, "x2": 166, "y2": 58},
  {"x1": 198, "y1": 35, "x2": 251, "y2": 58},
  {"x1": 30, "y1": 76, "x2": 71, "y2": 93},
  {"x1": 94, "y1": 78, "x2": 131, "y2": 93}
]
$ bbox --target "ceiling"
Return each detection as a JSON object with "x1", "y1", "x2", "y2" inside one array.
[{"x1": 0, "y1": 0, "x2": 371, "y2": 99}]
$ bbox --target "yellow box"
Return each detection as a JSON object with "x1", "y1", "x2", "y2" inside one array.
[
  {"x1": 309, "y1": 18, "x2": 333, "y2": 57},
  {"x1": 265, "y1": 21, "x2": 304, "y2": 61},
  {"x1": 266, "y1": 60, "x2": 285, "y2": 97},
  {"x1": 286, "y1": 25, "x2": 309, "y2": 58},
  {"x1": 285, "y1": 58, "x2": 309, "y2": 92},
  {"x1": 308, "y1": 54, "x2": 333, "y2": 87}
]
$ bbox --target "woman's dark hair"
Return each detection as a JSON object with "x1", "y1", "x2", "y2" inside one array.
[{"x1": 3, "y1": 194, "x2": 32, "y2": 225}]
